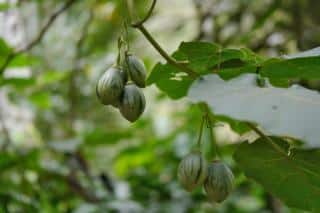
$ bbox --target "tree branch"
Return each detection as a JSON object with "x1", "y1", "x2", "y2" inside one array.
[
  {"x1": 0, "y1": 0, "x2": 78, "y2": 75},
  {"x1": 136, "y1": 25, "x2": 199, "y2": 78},
  {"x1": 127, "y1": 0, "x2": 199, "y2": 79},
  {"x1": 131, "y1": 0, "x2": 157, "y2": 27}
]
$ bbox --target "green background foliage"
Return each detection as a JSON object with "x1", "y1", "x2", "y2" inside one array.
[{"x1": 0, "y1": 0, "x2": 320, "y2": 212}]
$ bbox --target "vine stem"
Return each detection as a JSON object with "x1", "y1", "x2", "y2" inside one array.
[
  {"x1": 245, "y1": 122, "x2": 287, "y2": 156},
  {"x1": 127, "y1": 0, "x2": 199, "y2": 79},
  {"x1": 131, "y1": 0, "x2": 157, "y2": 27},
  {"x1": 136, "y1": 25, "x2": 198, "y2": 78},
  {"x1": 0, "y1": 0, "x2": 78, "y2": 75}
]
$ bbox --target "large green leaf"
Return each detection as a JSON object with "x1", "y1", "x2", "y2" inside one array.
[
  {"x1": 261, "y1": 57, "x2": 320, "y2": 79},
  {"x1": 188, "y1": 74, "x2": 320, "y2": 147},
  {"x1": 261, "y1": 47, "x2": 320, "y2": 80},
  {"x1": 147, "y1": 41, "x2": 259, "y2": 99},
  {"x1": 234, "y1": 138, "x2": 320, "y2": 211}
]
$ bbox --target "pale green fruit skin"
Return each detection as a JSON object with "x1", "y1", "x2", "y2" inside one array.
[
  {"x1": 177, "y1": 152, "x2": 207, "y2": 192},
  {"x1": 96, "y1": 67, "x2": 125, "y2": 105},
  {"x1": 204, "y1": 161, "x2": 234, "y2": 203},
  {"x1": 126, "y1": 54, "x2": 147, "y2": 88},
  {"x1": 119, "y1": 84, "x2": 146, "y2": 122}
]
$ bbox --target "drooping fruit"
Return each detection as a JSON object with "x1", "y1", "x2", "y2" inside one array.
[
  {"x1": 96, "y1": 67, "x2": 125, "y2": 105},
  {"x1": 119, "y1": 84, "x2": 145, "y2": 122},
  {"x1": 125, "y1": 54, "x2": 147, "y2": 88},
  {"x1": 177, "y1": 151, "x2": 207, "y2": 192},
  {"x1": 120, "y1": 69, "x2": 128, "y2": 84},
  {"x1": 204, "y1": 161, "x2": 234, "y2": 203}
]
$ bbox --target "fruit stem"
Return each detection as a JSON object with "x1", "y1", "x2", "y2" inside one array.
[
  {"x1": 197, "y1": 115, "x2": 205, "y2": 148},
  {"x1": 200, "y1": 104, "x2": 221, "y2": 159},
  {"x1": 206, "y1": 113, "x2": 221, "y2": 159}
]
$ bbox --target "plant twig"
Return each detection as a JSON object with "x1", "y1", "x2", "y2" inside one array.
[
  {"x1": 0, "y1": 0, "x2": 78, "y2": 75},
  {"x1": 245, "y1": 122, "x2": 287, "y2": 156},
  {"x1": 136, "y1": 25, "x2": 198, "y2": 78},
  {"x1": 131, "y1": 0, "x2": 157, "y2": 27},
  {"x1": 127, "y1": 0, "x2": 199, "y2": 79},
  {"x1": 204, "y1": 106, "x2": 221, "y2": 159}
]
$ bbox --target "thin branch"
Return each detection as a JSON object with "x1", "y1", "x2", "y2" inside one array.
[
  {"x1": 245, "y1": 122, "x2": 287, "y2": 156},
  {"x1": 136, "y1": 25, "x2": 199, "y2": 79},
  {"x1": 127, "y1": 0, "x2": 199, "y2": 79},
  {"x1": 131, "y1": 0, "x2": 157, "y2": 27},
  {"x1": 0, "y1": 0, "x2": 78, "y2": 75},
  {"x1": 202, "y1": 104, "x2": 221, "y2": 159}
]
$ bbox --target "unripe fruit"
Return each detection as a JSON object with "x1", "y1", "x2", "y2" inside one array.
[
  {"x1": 119, "y1": 84, "x2": 145, "y2": 122},
  {"x1": 126, "y1": 54, "x2": 147, "y2": 88},
  {"x1": 96, "y1": 67, "x2": 125, "y2": 105},
  {"x1": 204, "y1": 161, "x2": 234, "y2": 203},
  {"x1": 177, "y1": 151, "x2": 207, "y2": 192},
  {"x1": 120, "y1": 69, "x2": 128, "y2": 84}
]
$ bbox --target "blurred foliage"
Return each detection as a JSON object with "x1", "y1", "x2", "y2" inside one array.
[{"x1": 0, "y1": 0, "x2": 319, "y2": 212}]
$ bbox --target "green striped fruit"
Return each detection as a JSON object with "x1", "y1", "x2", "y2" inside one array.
[
  {"x1": 119, "y1": 84, "x2": 146, "y2": 122},
  {"x1": 120, "y1": 69, "x2": 128, "y2": 84},
  {"x1": 96, "y1": 67, "x2": 125, "y2": 106},
  {"x1": 177, "y1": 152, "x2": 207, "y2": 192},
  {"x1": 126, "y1": 54, "x2": 147, "y2": 88},
  {"x1": 204, "y1": 161, "x2": 234, "y2": 203}
]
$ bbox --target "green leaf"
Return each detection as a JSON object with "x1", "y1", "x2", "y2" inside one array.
[
  {"x1": 179, "y1": 42, "x2": 220, "y2": 73},
  {"x1": 188, "y1": 74, "x2": 320, "y2": 147},
  {"x1": 147, "y1": 63, "x2": 193, "y2": 99},
  {"x1": 261, "y1": 57, "x2": 320, "y2": 79},
  {"x1": 234, "y1": 138, "x2": 320, "y2": 211},
  {"x1": 219, "y1": 64, "x2": 257, "y2": 80},
  {"x1": 147, "y1": 41, "x2": 259, "y2": 99}
]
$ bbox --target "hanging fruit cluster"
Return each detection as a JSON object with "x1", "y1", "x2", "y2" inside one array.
[
  {"x1": 177, "y1": 116, "x2": 235, "y2": 203},
  {"x1": 96, "y1": 44, "x2": 147, "y2": 122}
]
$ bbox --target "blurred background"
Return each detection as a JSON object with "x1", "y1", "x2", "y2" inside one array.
[{"x1": 0, "y1": 0, "x2": 319, "y2": 212}]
